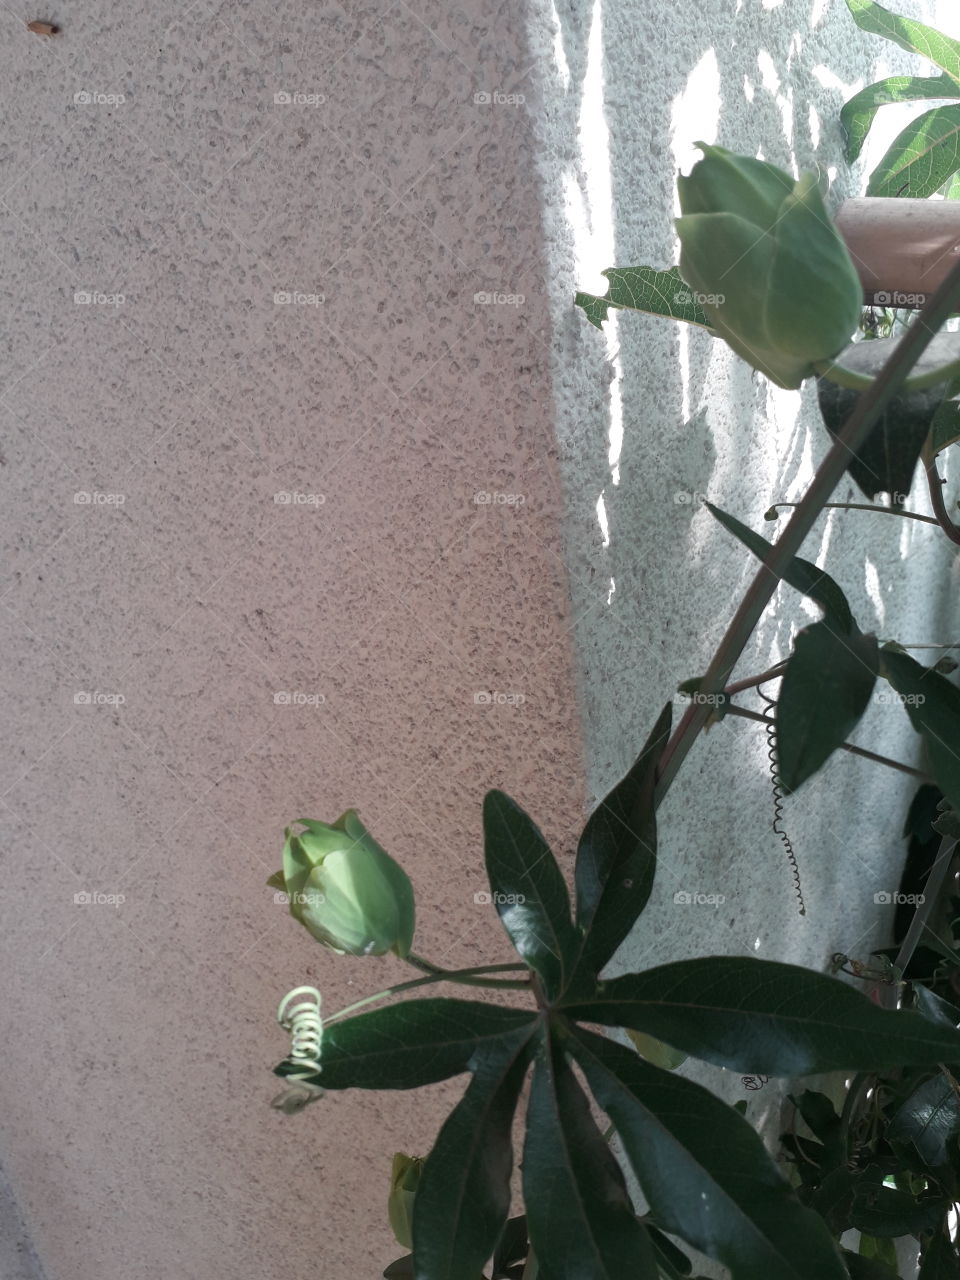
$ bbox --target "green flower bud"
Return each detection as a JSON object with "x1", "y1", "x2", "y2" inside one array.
[
  {"x1": 675, "y1": 143, "x2": 863, "y2": 389},
  {"x1": 276, "y1": 810, "x2": 415, "y2": 958},
  {"x1": 387, "y1": 1152, "x2": 424, "y2": 1249}
]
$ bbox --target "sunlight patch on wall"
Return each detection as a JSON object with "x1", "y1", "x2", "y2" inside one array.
[
  {"x1": 757, "y1": 49, "x2": 794, "y2": 154},
  {"x1": 548, "y1": 0, "x2": 571, "y2": 92}
]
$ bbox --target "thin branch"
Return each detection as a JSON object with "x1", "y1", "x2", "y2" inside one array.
[
  {"x1": 925, "y1": 456, "x2": 960, "y2": 546},
  {"x1": 722, "y1": 703, "x2": 930, "y2": 781}
]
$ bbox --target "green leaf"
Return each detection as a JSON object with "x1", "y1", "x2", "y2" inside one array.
[
  {"x1": 383, "y1": 1256, "x2": 415, "y2": 1279},
  {"x1": 412, "y1": 1026, "x2": 535, "y2": 1280},
  {"x1": 568, "y1": 1028, "x2": 848, "y2": 1280},
  {"x1": 559, "y1": 955, "x2": 960, "y2": 1075},
  {"x1": 850, "y1": 1168, "x2": 946, "y2": 1236},
  {"x1": 624, "y1": 1027, "x2": 688, "y2": 1071},
  {"x1": 274, "y1": 999, "x2": 536, "y2": 1089},
  {"x1": 868, "y1": 104, "x2": 960, "y2": 199},
  {"x1": 888, "y1": 1072, "x2": 960, "y2": 1167},
  {"x1": 817, "y1": 336, "x2": 958, "y2": 501},
  {"x1": 522, "y1": 1026, "x2": 658, "y2": 1280},
  {"x1": 841, "y1": 1245, "x2": 900, "y2": 1280},
  {"x1": 776, "y1": 622, "x2": 878, "y2": 792},
  {"x1": 845, "y1": 0, "x2": 960, "y2": 83},
  {"x1": 704, "y1": 502, "x2": 855, "y2": 633},
  {"x1": 841, "y1": 74, "x2": 960, "y2": 163},
  {"x1": 931, "y1": 398, "x2": 960, "y2": 456},
  {"x1": 859, "y1": 1236, "x2": 898, "y2": 1270},
  {"x1": 266, "y1": 869, "x2": 285, "y2": 890},
  {"x1": 573, "y1": 702, "x2": 671, "y2": 977},
  {"x1": 645, "y1": 1225, "x2": 693, "y2": 1278},
  {"x1": 880, "y1": 649, "x2": 960, "y2": 814},
  {"x1": 919, "y1": 1227, "x2": 960, "y2": 1278},
  {"x1": 574, "y1": 266, "x2": 716, "y2": 332},
  {"x1": 911, "y1": 984, "x2": 960, "y2": 1030},
  {"x1": 492, "y1": 1215, "x2": 528, "y2": 1276},
  {"x1": 483, "y1": 791, "x2": 580, "y2": 999}
]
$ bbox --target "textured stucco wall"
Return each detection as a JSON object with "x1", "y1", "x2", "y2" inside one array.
[
  {"x1": 0, "y1": 2, "x2": 585, "y2": 1277},
  {"x1": 2, "y1": 0, "x2": 960, "y2": 1277}
]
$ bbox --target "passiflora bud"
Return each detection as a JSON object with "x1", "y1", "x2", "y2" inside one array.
[
  {"x1": 388, "y1": 1152, "x2": 424, "y2": 1249},
  {"x1": 675, "y1": 142, "x2": 863, "y2": 389},
  {"x1": 274, "y1": 810, "x2": 415, "y2": 958}
]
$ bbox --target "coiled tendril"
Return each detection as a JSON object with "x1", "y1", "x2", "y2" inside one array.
[{"x1": 758, "y1": 681, "x2": 806, "y2": 917}]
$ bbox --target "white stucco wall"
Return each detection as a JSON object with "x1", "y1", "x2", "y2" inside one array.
[{"x1": 1, "y1": 0, "x2": 959, "y2": 1277}]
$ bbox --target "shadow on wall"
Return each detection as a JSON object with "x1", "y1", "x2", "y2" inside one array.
[{"x1": 534, "y1": 0, "x2": 953, "y2": 789}]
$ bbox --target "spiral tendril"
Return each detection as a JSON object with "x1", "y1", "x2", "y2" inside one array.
[
  {"x1": 758, "y1": 681, "x2": 806, "y2": 917},
  {"x1": 277, "y1": 985, "x2": 323, "y2": 1078}
]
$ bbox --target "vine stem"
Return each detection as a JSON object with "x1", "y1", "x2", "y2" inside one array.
[
  {"x1": 654, "y1": 257, "x2": 960, "y2": 810},
  {"x1": 766, "y1": 500, "x2": 939, "y2": 527},
  {"x1": 812, "y1": 354, "x2": 960, "y2": 392},
  {"x1": 924, "y1": 453, "x2": 960, "y2": 546},
  {"x1": 324, "y1": 963, "x2": 530, "y2": 1026},
  {"x1": 876, "y1": 832, "x2": 960, "y2": 1010},
  {"x1": 722, "y1": 703, "x2": 930, "y2": 780}
]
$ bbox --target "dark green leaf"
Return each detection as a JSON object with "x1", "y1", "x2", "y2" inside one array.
[
  {"x1": 868, "y1": 105, "x2": 960, "y2": 199},
  {"x1": 575, "y1": 266, "x2": 716, "y2": 331},
  {"x1": 920, "y1": 1227, "x2": 960, "y2": 1279},
  {"x1": 573, "y1": 702, "x2": 671, "y2": 976},
  {"x1": 383, "y1": 1256, "x2": 415, "y2": 1279},
  {"x1": 704, "y1": 502, "x2": 854, "y2": 633},
  {"x1": 413, "y1": 1026, "x2": 535, "y2": 1280},
  {"x1": 776, "y1": 622, "x2": 878, "y2": 792},
  {"x1": 811, "y1": 1167, "x2": 860, "y2": 1234},
  {"x1": 850, "y1": 1170, "x2": 946, "y2": 1236},
  {"x1": 888, "y1": 1072, "x2": 960, "y2": 1168},
  {"x1": 841, "y1": 74, "x2": 960, "y2": 163},
  {"x1": 911, "y1": 984, "x2": 960, "y2": 1030},
  {"x1": 881, "y1": 649, "x2": 960, "y2": 815},
  {"x1": 817, "y1": 335, "x2": 960, "y2": 501},
  {"x1": 522, "y1": 1026, "x2": 658, "y2": 1280},
  {"x1": 492, "y1": 1215, "x2": 528, "y2": 1276},
  {"x1": 568, "y1": 1028, "x2": 848, "y2": 1280},
  {"x1": 274, "y1": 999, "x2": 537, "y2": 1089},
  {"x1": 845, "y1": 0, "x2": 960, "y2": 82},
  {"x1": 645, "y1": 1225, "x2": 693, "y2": 1277},
  {"x1": 483, "y1": 791, "x2": 580, "y2": 999},
  {"x1": 931, "y1": 398, "x2": 960, "y2": 456},
  {"x1": 560, "y1": 956, "x2": 960, "y2": 1074},
  {"x1": 841, "y1": 1245, "x2": 900, "y2": 1280}
]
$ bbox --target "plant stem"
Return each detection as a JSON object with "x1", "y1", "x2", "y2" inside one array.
[
  {"x1": 766, "y1": 500, "x2": 939, "y2": 526},
  {"x1": 722, "y1": 703, "x2": 930, "y2": 780},
  {"x1": 925, "y1": 455, "x2": 960, "y2": 546},
  {"x1": 654, "y1": 258, "x2": 960, "y2": 809},
  {"x1": 406, "y1": 953, "x2": 528, "y2": 980},
  {"x1": 325, "y1": 965, "x2": 531, "y2": 1025},
  {"x1": 813, "y1": 354, "x2": 960, "y2": 392},
  {"x1": 878, "y1": 833, "x2": 960, "y2": 1010}
]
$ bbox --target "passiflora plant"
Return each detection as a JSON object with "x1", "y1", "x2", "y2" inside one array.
[{"x1": 266, "y1": 144, "x2": 960, "y2": 1279}]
